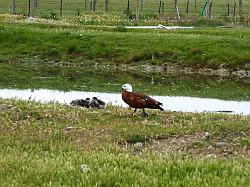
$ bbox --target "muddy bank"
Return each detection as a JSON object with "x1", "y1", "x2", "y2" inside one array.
[
  {"x1": 49, "y1": 61, "x2": 250, "y2": 78},
  {"x1": 122, "y1": 64, "x2": 250, "y2": 78}
]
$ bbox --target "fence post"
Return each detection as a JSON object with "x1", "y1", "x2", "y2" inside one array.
[
  {"x1": 162, "y1": 1, "x2": 164, "y2": 13},
  {"x1": 31, "y1": 0, "x2": 36, "y2": 17},
  {"x1": 176, "y1": 5, "x2": 180, "y2": 19},
  {"x1": 60, "y1": 0, "x2": 63, "y2": 16},
  {"x1": 92, "y1": 0, "x2": 95, "y2": 11},
  {"x1": 233, "y1": 2, "x2": 236, "y2": 20},
  {"x1": 126, "y1": 0, "x2": 130, "y2": 15},
  {"x1": 84, "y1": 0, "x2": 87, "y2": 10},
  {"x1": 159, "y1": 1, "x2": 162, "y2": 14},
  {"x1": 93, "y1": 0, "x2": 97, "y2": 11},
  {"x1": 28, "y1": 0, "x2": 31, "y2": 17},
  {"x1": 227, "y1": 3, "x2": 230, "y2": 16},
  {"x1": 208, "y1": 2, "x2": 212, "y2": 19},
  {"x1": 239, "y1": 0, "x2": 242, "y2": 17},
  {"x1": 140, "y1": 0, "x2": 143, "y2": 10},
  {"x1": 12, "y1": 0, "x2": 16, "y2": 14},
  {"x1": 173, "y1": 0, "x2": 177, "y2": 12},
  {"x1": 135, "y1": 0, "x2": 140, "y2": 22},
  {"x1": 105, "y1": 0, "x2": 109, "y2": 12},
  {"x1": 186, "y1": 0, "x2": 189, "y2": 15}
]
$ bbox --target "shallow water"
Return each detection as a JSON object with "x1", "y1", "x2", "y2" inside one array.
[{"x1": 0, "y1": 88, "x2": 249, "y2": 115}]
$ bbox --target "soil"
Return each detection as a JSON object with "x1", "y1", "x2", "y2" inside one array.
[{"x1": 127, "y1": 131, "x2": 250, "y2": 158}]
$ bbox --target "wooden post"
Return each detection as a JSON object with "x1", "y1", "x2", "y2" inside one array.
[
  {"x1": 174, "y1": 0, "x2": 177, "y2": 10},
  {"x1": 92, "y1": 0, "x2": 95, "y2": 11},
  {"x1": 233, "y1": 2, "x2": 236, "y2": 20},
  {"x1": 159, "y1": 1, "x2": 162, "y2": 14},
  {"x1": 105, "y1": 0, "x2": 109, "y2": 12},
  {"x1": 60, "y1": 0, "x2": 63, "y2": 16},
  {"x1": 135, "y1": 0, "x2": 140, "y2": 22},
  {"x1": 12, "y1": 0, "x2": 16, "y2": 14},
  {"x1": 186, "y1": 0, "x2": 189, "y2": 15},
  {"x1": 239, "y1": 0, "x2": 242, "y2": 17},
  {"x1": 31, "y1": 0, "x2": 36, "y2": 17},
  {"x1": 208, "y1": 2, "x2": 212, "y2": 19},
  {"x1": 174, "y1": 0, "x2": 178, "y2": 17},
  {"x1": 93, "y1": 0, "x2": 97, "y2": 11},
  {"x1": 162, "y1": 1, "x2": 164, "y2": 13},
  {"x1": 84, "y1": 0, "x2": 87, "y2": 10},
  {"x1": 126, "y1": 0, "x2": 130, "y2": 15},
  {"x1": 227, "y1": 3, "x2": 230, "y2": 16},
  {"x1": 176, "y1": 5, "x2": 180, "y2": 19},
  {"x1": 28, "y1": 0, "x2": 31, "y2": 17}
]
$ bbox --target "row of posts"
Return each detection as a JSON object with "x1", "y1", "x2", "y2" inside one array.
[{"x1": 11, "y1": 0, "x2": 245, "y2": 20}]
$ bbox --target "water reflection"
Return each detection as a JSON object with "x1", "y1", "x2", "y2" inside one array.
[{"x1": 0, "y1": 88, "x2": 249, "y2": 115}]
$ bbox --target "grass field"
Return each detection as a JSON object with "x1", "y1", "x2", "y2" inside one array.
[
  {"x1": 0, "y1": 98, "x2": 249, "y2": 186},
  {"x1": 0, "y1": 11, "x2": 250, "y2": 186},
  {"x1": 0, "y1": 14, "x2": 250, "y2": 70}
]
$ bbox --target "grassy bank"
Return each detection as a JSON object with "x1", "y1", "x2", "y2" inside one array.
[
  {"x1": 0, "y1": 98, "x2": 249, "y2": 186},
  {"x1": 0, "y1": 15, "x2": 250, "y2": 70}
]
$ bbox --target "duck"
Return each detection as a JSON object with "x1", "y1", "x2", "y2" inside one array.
[
  {"x1": 121, "y1": 83, "x2": 164, "y2": 117},
  {"x1": 70, "y1": 98, "x2": 91, "y2": 108},
  {"x1": 89, "y1": 97, "x2": 106, "y2": 109}
]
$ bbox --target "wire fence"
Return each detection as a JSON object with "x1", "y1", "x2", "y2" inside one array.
[{"x1": 0, "y1": 0, "x2": 249, "y2": 20}]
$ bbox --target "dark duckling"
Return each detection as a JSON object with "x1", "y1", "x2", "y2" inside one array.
[
  {"x1": 70, "y1": 98, "x2": 91, "y2": 108},
  {"x1": 89, "y1": 97, "x2": 106, "y2": 109}
]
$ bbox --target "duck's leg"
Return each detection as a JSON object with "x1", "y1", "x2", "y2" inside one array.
[
  {"x1": 132, "y1": 108, "x2": 137, "y2": 116},
  {"x1": 141, "y1": 108, "x2": 149, "y2": 117}
]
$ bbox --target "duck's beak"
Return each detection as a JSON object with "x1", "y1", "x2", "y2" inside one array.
[{"x1": 121, "y1": 88, "x2": 124, "y2": 91}]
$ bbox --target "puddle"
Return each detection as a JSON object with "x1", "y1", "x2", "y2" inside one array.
[{"x1": 0, "y1": 88, "x2": 249, "y2": 115}]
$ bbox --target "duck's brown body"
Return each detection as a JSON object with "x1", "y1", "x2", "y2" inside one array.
[{"x1": 122, "y1": 90, "x2": 164, "y2": 111}]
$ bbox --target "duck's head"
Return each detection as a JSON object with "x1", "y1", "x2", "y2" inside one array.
[{"x1": 121, "y1": 84, "x2": 132, "y2": 92}]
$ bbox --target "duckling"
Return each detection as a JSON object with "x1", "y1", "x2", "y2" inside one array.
[
  {"x1": 70, "y1": 98, "x2": 91, "y2": 108},
  {"x1": 89, "y1": 97, "x2": 106, "y2": 109}
]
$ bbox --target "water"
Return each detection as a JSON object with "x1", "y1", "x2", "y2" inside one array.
[{"x1": 0, "y1": 88, "x2": 249, "y2": 115}]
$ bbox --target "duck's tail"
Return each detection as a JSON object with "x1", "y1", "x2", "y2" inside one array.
[{"x1": 157, "y1": 102, "x2": 164, "y2": 111}]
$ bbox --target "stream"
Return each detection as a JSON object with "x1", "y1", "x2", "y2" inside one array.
[{"x1": 0, "y1": 88, "x2": 249, "y2": 115}]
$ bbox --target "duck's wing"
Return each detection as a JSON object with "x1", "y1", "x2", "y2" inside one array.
[{"x1": 124, "y1": 92, "x2": 160, "y2": 109}]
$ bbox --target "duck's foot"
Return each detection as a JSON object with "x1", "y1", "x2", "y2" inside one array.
[
  {"x1": 141, "y1": 112, "x2": 149, "y2": 117},
  {"x1": 131, "y1": 108, "x2": 137, "y2": 116}
]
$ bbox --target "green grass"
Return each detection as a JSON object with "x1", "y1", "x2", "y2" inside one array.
[
  {"x1": 0, "y1": 15, "x2": 250, "y2": 70},
  {"x1": 0, "y1": 98, "x2": 250, "y2": 186},
  {"x1": 0, "y1": 11, "x2": 249, "y2": 187}
]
